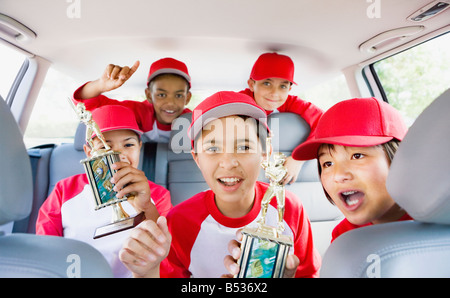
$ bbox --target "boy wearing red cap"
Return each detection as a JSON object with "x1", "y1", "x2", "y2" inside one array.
[
  {"x1": 291, "y1": 98, "x2": 413, "y2": 242},
  {"x1": 72, "y1": 58, "x2": 192, "y2": 142},
  {"x1": 36, "y1": 105, "x2": 172, "y2": 277},
  {"x1": 121, "y1": 91, "x2": 321, "y2": 278},
  {"x1": 240, "y1": 52, "x2": 324, "y2": 185}
]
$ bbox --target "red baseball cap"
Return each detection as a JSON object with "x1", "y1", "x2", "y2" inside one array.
[
  {"x1": 188, "y1": 91, "x2": 269, "y2": 144},
  {"x1": 91, "y1": 105, "x2": 143, "y2": 138},
  {"x1": 292, "y1": 97, "x2": 408, "y2": 160},
  {"x1": 250, "y1": 52, "x2": 297, "y2": 85},
  {"x1": 147, "y1": 57, "x2": 191, "y2": 87}
]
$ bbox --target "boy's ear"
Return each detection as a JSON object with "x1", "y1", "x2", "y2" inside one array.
[
  {"x1": 83, "y1": 144, "x2": 92, "y2": 158},
  {"x1": 247, "y1": 79, "x2": 255, "y2": 91},
  {"x1": 185, "y1": 91, "x2": 192, "y2": 106},
  {"x1": 191, "y1": 149, "x2": 200, "y2": 168},
  {"x1": 145, "y1": 87, "x2": 153, "y2": 102}
]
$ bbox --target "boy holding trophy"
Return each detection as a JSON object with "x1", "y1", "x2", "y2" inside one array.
[
  {"x1": 36, "y1": 104, "x2": 172, "y2": 278},
  {"x1": 121, "y1": 91, "x2": 320, "y2": 278}
]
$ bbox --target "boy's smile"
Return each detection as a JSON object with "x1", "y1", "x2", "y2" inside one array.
[
  {"x1": 192, "y1": 116, "x2": 264, "y2": 218},
  {"x1": 247, "y1": 78, "x2": 292, "y2": 111},
  {"x1": 146, "y1": 74, "x2": 191, "y2": 125}
]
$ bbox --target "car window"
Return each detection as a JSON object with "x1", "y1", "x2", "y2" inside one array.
[
  {"x1": 296, "y1": 74, "x2": 351, "y2": 111},
  {"x1": 23, "y1": 67, "x2": 80, "y2": 148},
  {"x1": 372, "y1": 33, "x2": 450, "y2": 125},
  {"x1": 0, "y1": 43, "x2": 26, "y2": 104}
]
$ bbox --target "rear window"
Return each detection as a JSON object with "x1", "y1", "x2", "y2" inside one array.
[
  {"x1": 372, "y1": 33, "x2": 450, "y2": 125},
  {"x1": 0, "y1": 43, "x2": 26, "y2": 103}
]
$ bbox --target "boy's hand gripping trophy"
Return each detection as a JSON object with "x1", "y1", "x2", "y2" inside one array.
[
  {"x1": 236, "y1": 136, "x2": 293, "y2": 278},
  {"x1": 69, "y1": 99, "x2": 145, "y2": 239}
]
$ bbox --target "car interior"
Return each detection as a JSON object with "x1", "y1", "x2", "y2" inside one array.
[{"x1": 0, "y1": 0, "x2": 449, "y2": 278}]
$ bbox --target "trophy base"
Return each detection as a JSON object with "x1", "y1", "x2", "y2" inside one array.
[
  {"x1": 236, "y1": 225, "x2": 293, "y2": 278},
  {"x1": 93, "y1": 212, "x2": 145, "y2": 239}
]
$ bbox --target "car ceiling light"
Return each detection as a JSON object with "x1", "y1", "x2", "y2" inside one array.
[
  {"x1": 359, "y1": 26, "x2": 425, "y2": 53},
  {"x1": 0, "y1": 13, "x2": 36, "y2": 43},
  {"x1": 408, "y1": 1, "x2": 450, "y2": 22}
]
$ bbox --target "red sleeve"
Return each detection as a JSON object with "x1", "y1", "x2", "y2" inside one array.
[
  {"x1": 278, "y1": 95, "x2": 323, "y2": 141},
  {"x1": 35, "y1": 185, "x2": 64, "y2": 236},
  {"x1": 148, "y1": 181, "x2": 172, "y2": 217},
  {"x1": 280, "y1": 189, "x2": 321, "y2": 278},
  {"x1": 160, "y1": 192, "x2": 210, "y2": 278},
  {"x1": 35, "y1": 175, "x2": 86, "y2": 236},
  {"x1": 72, "y1": 82, "x2": 157, "y2": 133}
]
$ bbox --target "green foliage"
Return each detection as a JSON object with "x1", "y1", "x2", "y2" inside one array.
[{"x1": 374, "y1": 34, "x2": 450, "y2": 124}]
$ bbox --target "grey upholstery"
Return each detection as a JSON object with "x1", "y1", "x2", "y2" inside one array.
[
  {"x1": 265, "y1": 113, "x2": 343, "y2": 256},
  {"x1": 166, "y1": 113, "x2": 208, "y2": 206},
  {"x1": 48, "y1": 123, "x2": 86, "y2": 195},
  {"x1": 320, "y1": 89, "x2": 450, "y2": 277},
  {"x1": 0, "y1": 98, "x2": 33, "y2": 226},
  {"x1": 0, "y1": 99, "x2": 113, "y2": 277}
]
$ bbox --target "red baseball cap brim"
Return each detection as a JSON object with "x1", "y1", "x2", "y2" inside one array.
[
  {"x1": 188, "y1": 91, "x2": 269, "y2": 144},
  {"x1": 292, "y1": 135, "x2": 395, "y2": 161},
  {"x1": 292, "y1": 97, "x2": 407, "y2": 161},
  {"x1": 147, "y1": 58, "x2": 191, "y2": 87},
  {"x1": 91, "y1": 105, "x2": 143, "y2": 138}
]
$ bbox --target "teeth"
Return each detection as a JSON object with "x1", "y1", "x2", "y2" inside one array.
[
  {"x1": 219, "y1": 177, "x2": 240, "y2": 183},
  {"x1": 164, "y1": 110, "x2": 175, "y2": 114},
  {"x1": 342, "y1": 190, "x2": 360, "y2": 206},
  {"x1": 342, "y1": 190, "x2": 357, "y2": 196},
  {"x1": 346, "y1": 198, "x2": 359, "y2": 206}
]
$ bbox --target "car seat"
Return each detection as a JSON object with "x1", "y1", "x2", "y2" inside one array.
[{"x1": 0, "y1": 98, "x2": 113, "y2": 277}]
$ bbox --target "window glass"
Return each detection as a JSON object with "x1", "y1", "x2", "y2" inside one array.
[
  {"x1": 373, "y1": 33, "x2": 450, "y2": 125},
  {"x1": 24, "y1": 68, "x2": 79, "y2": 148},
  {"x1": 296, "y1": 74, "x2": 351, "y2": 111},
  {"x1": 0, "y1": 43, "x2": 26, "y2": 102}
]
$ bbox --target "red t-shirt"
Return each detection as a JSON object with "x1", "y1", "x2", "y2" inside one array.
[
  {"x1": 36, "y1": 174, "x2": 172, "y2": 277},
  {"x1": 239, "y1": 88, "x2": 323, "y2": 140},
  {"x1": 160, "y1": 181, "x2": 321, "y2": 278},
  {"x1": 331, "y1": 213, "x2": 414, "y2": 243}
]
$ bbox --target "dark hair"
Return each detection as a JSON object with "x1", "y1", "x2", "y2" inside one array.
[{"x1": 317, "y1": 140, "x2": 400, "y2": 205}]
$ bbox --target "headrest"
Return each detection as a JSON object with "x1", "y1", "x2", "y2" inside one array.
[
  {"x1": 0, "y1": 99, "x2": 32, "y2": 225},
  {"x1": 168, "y1": 112, "x2": 311, "y2": 154},
  {"x1": 169, "y1": 113, "x2": 192, "y2": 154},
  {"x1": 73, "y1": 123, "x2": 86, "y2": 151},
  {"x1": 267, "y1": 112, "x2": 310, "y2": 152},
  {"x1": 387, "y1": 89, "x2": 450, "y2": 225}
]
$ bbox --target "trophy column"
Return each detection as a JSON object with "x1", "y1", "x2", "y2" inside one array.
[{"x1": 236, "y1": 136, "x2": 293, "y2": 278}]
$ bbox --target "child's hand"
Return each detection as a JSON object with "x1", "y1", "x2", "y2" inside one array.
[
  {"x1": 111, "y1": 161, "x2": 158, "y2": 221},
  {"x1": 78, "y1": 61, "x2": 140, "y2": 99},
  {"x1": 222, "y1": 229, "x2": 299, "y2": 278},
  {"x1": 282, "y1": 156, "x2": 305, "y2": 185},
  {"x1": 222, "y1": 229, "x2": 243, "y2": 278},
  {"x1": 119, "y1": 217, "x2": 171, "y2": 278},
  {"x1": 98, "y1": 61, "x2": 140, "y2": 92}
]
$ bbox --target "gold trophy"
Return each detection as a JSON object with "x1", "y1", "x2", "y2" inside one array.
[
  {"x1": 69, "y1": 99, "x2": 145, "y2": 239},
  {"x1": 236, "y1": 136, "x2": 293, "y2": 278}
]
